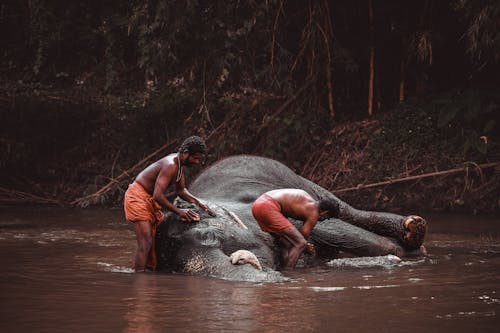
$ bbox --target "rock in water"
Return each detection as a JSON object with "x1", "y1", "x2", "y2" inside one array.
[{"x1": 326, "y1": 254, "x2": 402, "y2": 269}]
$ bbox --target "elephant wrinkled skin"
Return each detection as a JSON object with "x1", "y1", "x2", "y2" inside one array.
[{"x1": 156, "y1": 155, "x2": 427, "y2": 282}]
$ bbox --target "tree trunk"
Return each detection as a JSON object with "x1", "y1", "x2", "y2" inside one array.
[
  {"x1": 367, "y1": 0, "x2": 375, "y2": 116},
  {"x1": 399, "y1": 57, "x2": 406, "y2": 103},
  {"x1": 324, "y1": 0, "x2": 335, "y2": 118}
]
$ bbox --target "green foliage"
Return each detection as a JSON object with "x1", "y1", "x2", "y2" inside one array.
[
  {"x1": 367, "y1": 102, "x2": 439, "y2": 177},
  {"x1": 126, "y1": 0, "x2": 276, "y2": 88},
  {"x1": 3, "y1": 2, "x2": 111, "y2": 78},
  {"x1": 149, "y1": 88, "x2": 198, "y2": 135},
  {"x1": 3, "y1": 0, "x2": 499, "y2": 122},
  {"x1": 367, "y1": 90, "x2": 499, "y2": 181},
  {"x1": 455, "y1": 0, "x2": 500, "y2": 65},
  {"x1": 434, "y1": 90, "x2": 498, "y2": 157}
]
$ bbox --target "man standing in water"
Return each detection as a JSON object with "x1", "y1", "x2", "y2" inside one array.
[
  {"x1": 252, "y1": 189, "x2": 338, "y2": 270},
  {"x1": 124, "y1": 136, "x2": 209, "y2": 272}
]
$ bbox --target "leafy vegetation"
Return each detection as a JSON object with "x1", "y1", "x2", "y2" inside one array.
[{"x1": 0, "y1": 0, "x2": 499, "y2": 212}]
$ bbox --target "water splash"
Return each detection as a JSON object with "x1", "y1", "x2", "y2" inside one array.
[
  {"x1": 97, "y1": 262, "x2": 134, "y2": 273},
  {"x1": 309, "y1": 286, "x2": 347, "y2": 292}
]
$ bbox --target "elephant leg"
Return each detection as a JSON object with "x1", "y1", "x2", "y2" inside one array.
[{"x1": 308, "y1": 219, "x2": 405, "y2": 258}]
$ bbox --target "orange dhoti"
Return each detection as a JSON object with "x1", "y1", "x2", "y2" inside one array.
[
  {"x1": 252, "y1": 194, "x2": 294, "y2": 233},
  {"x1": 124, "y1": 181, "x2": 165, "y2": 271}
]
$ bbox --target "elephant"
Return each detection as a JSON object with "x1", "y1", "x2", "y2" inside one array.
[{"x1": 155, "y1": 155, "x2": 427, "y2": 282}]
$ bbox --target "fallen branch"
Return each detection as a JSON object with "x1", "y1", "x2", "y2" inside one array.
[
  {"x1": 71, "y1": 139, "x2": 178, "y2": 207},
  {"x1": 334, "y1": 161, "x2": 500, "y2": 193},
  {"x1": 0, "y1": 187, "x2": 63, "y2": 205}
]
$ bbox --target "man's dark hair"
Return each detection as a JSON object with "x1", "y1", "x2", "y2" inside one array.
[
  {"x1": 178, "y1": 136, "x2": 206, "y2": 154},
  {"x1": 318, "y1": 198, "x2": 340, "y2": 218}
]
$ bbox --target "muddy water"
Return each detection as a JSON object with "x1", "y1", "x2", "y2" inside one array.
[{"x1": 0, "y1": 206, "x2": 498, "y2": 333}]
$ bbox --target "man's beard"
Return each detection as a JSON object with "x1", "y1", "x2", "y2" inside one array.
[{"x1": 182, "y1": 158, "x2": 196, "y2": 167}]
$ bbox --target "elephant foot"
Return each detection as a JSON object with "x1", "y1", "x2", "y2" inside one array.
[{"x1": 402, "y1": 216, "x2": 428, "y2": 250}]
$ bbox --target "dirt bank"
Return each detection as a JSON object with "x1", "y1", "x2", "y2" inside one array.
[{"x1": 1, "y1": 82, "x2": 499, "y2": 214}]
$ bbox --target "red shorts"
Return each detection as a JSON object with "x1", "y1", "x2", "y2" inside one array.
[{"x1": 252, "y1": 194, "x2": 294, "y2": 233}]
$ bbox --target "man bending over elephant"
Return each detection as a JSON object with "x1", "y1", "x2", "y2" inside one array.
[
  {"x1": 252, "y1": 189, "x2": 339, "y2": 270},
  {"x1": 124, "y1": 135, "x2": 209, "y2": 272}
]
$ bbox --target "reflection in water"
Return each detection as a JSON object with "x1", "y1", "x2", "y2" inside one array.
[
  {"x1": 0, "y1": 207, "x2": 499, "y2": 332},
  {"x1": 124, "y1": 274, "x2": 158, "y2": 333}
]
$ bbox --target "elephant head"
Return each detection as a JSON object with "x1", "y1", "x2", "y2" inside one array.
[{"x1": 156, "y1": 199, "x2": 289, "y2": 283}]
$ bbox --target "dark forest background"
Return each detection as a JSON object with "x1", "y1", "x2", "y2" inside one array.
[{"x1": 1, "y1": 0, "x2": 499, "y2": 213}]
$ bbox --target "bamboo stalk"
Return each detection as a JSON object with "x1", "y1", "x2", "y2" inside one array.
[
  {"x1": 367, "y1": 0, "x2": 375, "y2": 116},
  {"x1": 316, "y1": 4, "x2": 335, "y2": 118},
  {"x1": 399, "y1": 57, "x2": 406, "y2": 103}
]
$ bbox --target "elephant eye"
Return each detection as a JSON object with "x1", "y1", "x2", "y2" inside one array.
[{"x1": 192, "y1": 228, "x2": 221, "y2": 247}]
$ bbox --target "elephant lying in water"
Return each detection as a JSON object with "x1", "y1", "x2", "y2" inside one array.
[{"x1": 155, "y1": 155, "x2": 427, "y2": 282}]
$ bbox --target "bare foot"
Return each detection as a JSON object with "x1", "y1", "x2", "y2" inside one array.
[{"x1": 305, "y1": 243, "x2": 316, "y2": 256}]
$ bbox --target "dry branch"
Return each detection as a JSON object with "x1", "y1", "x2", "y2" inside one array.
[
  {"x1": 334, "y1": 161, "x2": 500, "y2": 193},
  {"x1": 0, "y1": 187, "x2": 63, "y2": 205},
  {"x1": 71, "y1": 139, "x2": 178, "y2": 207}
]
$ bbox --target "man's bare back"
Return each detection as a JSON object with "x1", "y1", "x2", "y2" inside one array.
[
  {"x1": 253, "y1": 188, "x2": 338, "y2": 269},
  {"x1": 265, "y1": 188, "x2": 318, "y2": 221}
]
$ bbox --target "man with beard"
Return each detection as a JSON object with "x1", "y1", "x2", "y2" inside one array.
[
  {"x1": 124, "y1": 136, "x2": 209, "y2": 272},
  {"x1": 252, "y1": 189, "x2": 339, "y2": 270}
]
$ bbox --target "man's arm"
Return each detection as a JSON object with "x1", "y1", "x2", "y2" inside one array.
[
  {"x1": 153, "y1": 166, "x2": 199, "y2": 221},
  {"x1": 175, "y1": 174, "x2": 208, "y2": 211},
  {"x1": 300, "y1": 215, "x2": 318, "y2": 240},
  {"x1": 299, "y1": 201, "x2": 320, "y2": 239},
  {"x1": 301, "y1": 212, "x2": 318, "y2": 256}
]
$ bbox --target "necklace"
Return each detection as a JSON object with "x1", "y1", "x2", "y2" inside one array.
[{"x1": 176, "y1": 153, "x2": 183, "y2": 182}]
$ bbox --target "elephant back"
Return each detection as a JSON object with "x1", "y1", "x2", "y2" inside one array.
[{"x1": 191, "y1": 155, "x2": 338, "y2": 204}]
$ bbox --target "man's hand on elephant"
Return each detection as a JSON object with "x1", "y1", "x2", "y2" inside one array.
[
  {"x1": 197, "y1": 202, "x2": 217, "y2": 217},
  {"x1": 179, "y1": 209, "x2": 200, "y2": 222},
  {"x1": 198, "y1": 202, "x2": 208, "y2": 211},
  {"x1": 305, "y1": 242, "x2": 316, "y2": 256}
]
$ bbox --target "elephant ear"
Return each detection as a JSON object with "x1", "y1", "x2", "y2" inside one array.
[{"x1": 183, "y1": 248, "x2": 288, "y2": 283}]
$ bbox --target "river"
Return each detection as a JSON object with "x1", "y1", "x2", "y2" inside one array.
[{"x1": 0, "y1": 206, "x2": 498, "y2": 332}]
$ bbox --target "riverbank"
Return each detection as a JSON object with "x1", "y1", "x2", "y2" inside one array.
[{"x1": 1, "y1": 81, "x2": 499, "y2": 214}]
